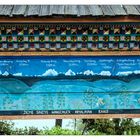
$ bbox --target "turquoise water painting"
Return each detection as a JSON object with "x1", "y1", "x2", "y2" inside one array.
[{"x1": 0, "y1": 56, "x2": 140, "y2": 115}]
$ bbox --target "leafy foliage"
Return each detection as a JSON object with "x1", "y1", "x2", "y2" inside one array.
[
  {"x1": 12, "y1": 127, "x2": 41, "y2": 135},
  {"x1": 0, "y1": 119, "x2": 140, "y2": 135},
  {"x1": 38, "y1": 127, "x2": 82, "y2": 135},
  {"x1": 0, "y1": 121, "x2": 14, "y2": 135},
  {"x1": 82, "y1": 119, "x2": 140, "y2": 135}
]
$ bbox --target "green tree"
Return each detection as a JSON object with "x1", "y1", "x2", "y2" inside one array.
[
  {"x1": 13, "y1": 126, "x2": 41, "y2": 135},
  {"x1": 38, "y1": 126, "x2": 82, "y2": 135},
  {"x1": 0, "y1": 119, "x2": 140, "y2": 135},
  {"x1": 82, "y1": 119, "x2": 140, "y2": 135},
  {"x1": 0, "y1": 121, "x2": 14, "y2": 135}
]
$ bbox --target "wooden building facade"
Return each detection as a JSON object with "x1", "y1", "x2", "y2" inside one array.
[{"x1": 0, "y1": 5, "x2": 140, "y2": 119}]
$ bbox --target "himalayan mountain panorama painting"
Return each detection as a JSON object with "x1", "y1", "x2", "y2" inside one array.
[{"x1": 0, "y1": 56, "x2": 140, "y2": 115}]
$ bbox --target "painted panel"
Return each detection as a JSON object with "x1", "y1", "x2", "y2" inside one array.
[{"x1": 0, "y1": 56, "x2": 140, "y2": 115}]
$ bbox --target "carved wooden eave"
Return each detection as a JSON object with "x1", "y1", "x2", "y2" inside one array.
[
  {"x1": 0, "y1": 5, "x2": 139, "y2": 56},
  {"x1": 0, "y1": 16, "x2": 139, "y2": 23}
]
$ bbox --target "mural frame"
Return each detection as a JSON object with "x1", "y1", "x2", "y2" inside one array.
[
  {"x1": 0, "y1": 20, "x2": 140, "y2": 119},
  {"x1": 0, "y1": 53, "x2": 140, "y2": 119}
]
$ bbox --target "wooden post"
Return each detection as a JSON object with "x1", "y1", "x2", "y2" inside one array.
[{"x1": 55, "y1": 119, "x2": 62, "y2": 127}]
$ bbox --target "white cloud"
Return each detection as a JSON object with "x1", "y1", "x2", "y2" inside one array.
[
  {"x1": 65, "y1": 69, "x2": 76, "y2": 76},
  {"x1": 99, "y1": 71, "x2": 111, "y2": 76},
  {"x1": 2, "y1": 71, "x2": 9, "y2": 76},
  {"x1": 83, "y1": 70, "x2": 94, "y2": 76},
  {"x1": 116, "y1": 71, "x2": 132, "y2": 76},
  {"x1": 42, "y1": 69, "x2": 58, "y2": 76},
  {"x1": 13, "y1": 73, "x2": 22, "y2": 76}
]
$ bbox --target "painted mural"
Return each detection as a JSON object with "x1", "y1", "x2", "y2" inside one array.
[{"x1": 1, "y1": 56, "x2": 140, "y2": 115}]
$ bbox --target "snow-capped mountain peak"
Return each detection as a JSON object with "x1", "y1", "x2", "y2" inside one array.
[
  {"x1": 116, "y1": 71, "x2": 133, "y2": 76},
  {"x1": 99, "y1": 71, "x2": 111, "y2": 76},
  {"x1": 134, "y1": 70, "x2": 140, "y2": 74},
  {"x1": 83, "y1": 70, "x2": 94, "y2": 76},
  {"x1": 2, "y1": 71, "x2": 9, "y2": 76},
  {"x1": 42, "y1": 69, "x2": 58, "y2": 76},
  {"x1": 13, "y1": 73, "x2": 23, "y2": 76},
  {"x1": 65, "y1": 69, "x2": 76, "y2": 76}
]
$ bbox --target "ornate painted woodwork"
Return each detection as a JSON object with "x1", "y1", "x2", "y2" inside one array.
[{"x1": 0, "y1": 23, "x2": 139, "y2": 52}]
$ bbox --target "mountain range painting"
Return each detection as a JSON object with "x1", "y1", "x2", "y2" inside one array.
[{"x1": 0, "y1": 56, "x2": 140, "y2": 115}]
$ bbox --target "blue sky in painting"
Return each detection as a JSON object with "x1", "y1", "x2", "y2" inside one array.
[{"x1": 1, "y1": 56, "x2": 140, "y2": 77}]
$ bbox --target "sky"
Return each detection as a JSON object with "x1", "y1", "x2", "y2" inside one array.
[
  {"x1": 11, "y1": 119, "x2": 74, "y2": 130},
  {"x1": 2, "y1": 119, "x2": 139, "y2": 130}
]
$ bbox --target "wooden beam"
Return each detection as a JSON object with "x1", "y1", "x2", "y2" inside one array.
[
  {"x1": 0, "y1": 16, "x2": 139, "y2": 23},
  {"x1": 0, "y1": 114, "x2": 140, "y2": 120},
  {"x1": 0, "y1": 51, "x2": 140, "y2": 56}
]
